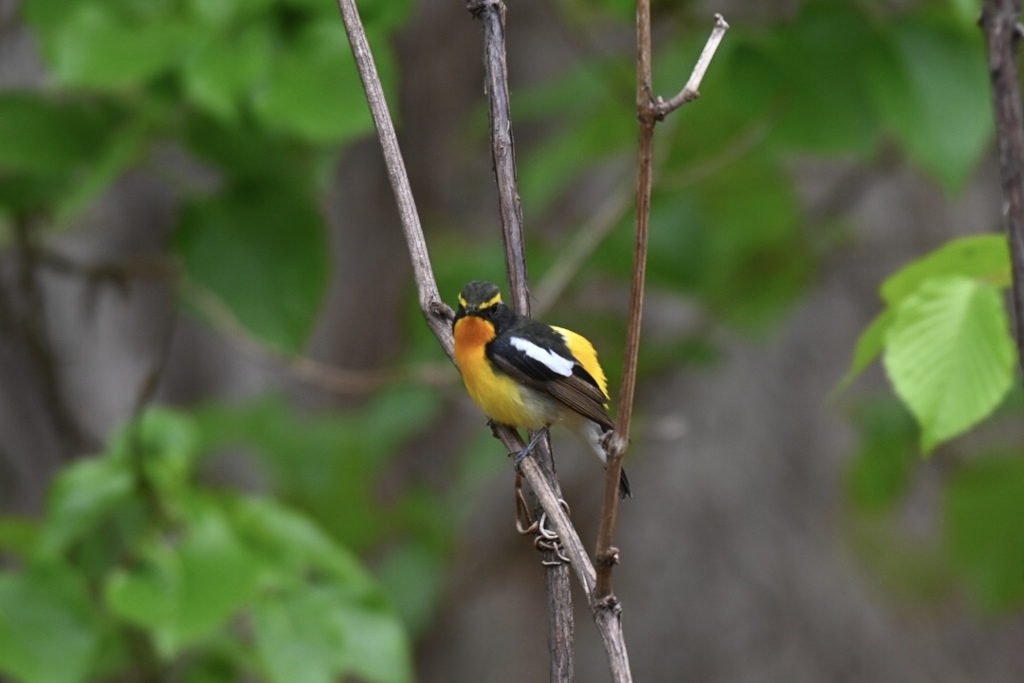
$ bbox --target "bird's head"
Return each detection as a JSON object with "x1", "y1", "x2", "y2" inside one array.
[{"x1": 454, "y1": 280, "x2": 503, "y2": 326}]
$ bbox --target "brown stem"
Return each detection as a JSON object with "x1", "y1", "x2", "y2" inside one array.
[
  {"x1": 334, "y1": 0, "x2": 454, "y2": 358},
  {"x1": 468, "y1": 0, "x2": 530, "y2": 314},
  {"x1": 594, "y1": 4, "x2": 729, "y2": 625},
  {"x1": 981, "y1": 0, "x2": 1024, "y2": 371},
  {"x1": 7, "y1": 216, "x2": 97, "y2": 452},
  {"x1": 467, "y1": 1, "x2": 576, "y2": 678},
  {"x1": 334, "y1": 0, "x2": 609, "y2": 677}
]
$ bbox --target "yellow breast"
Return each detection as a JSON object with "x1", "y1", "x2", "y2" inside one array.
[{"x1": 454, "y1": 316, "x2": 551, "y2": 429}]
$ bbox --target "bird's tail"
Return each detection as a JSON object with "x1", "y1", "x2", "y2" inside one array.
[{"x1": 572, "y1": 419, "x2": 631, "y2": 499}]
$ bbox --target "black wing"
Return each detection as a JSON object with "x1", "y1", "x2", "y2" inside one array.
[{"x1": 487, "y1": 324, "x2": 613, "y2": 430}]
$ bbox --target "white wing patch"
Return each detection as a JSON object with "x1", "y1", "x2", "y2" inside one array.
[{"x1": 510, "y1": 336, "x2": 574, "y2": 377}]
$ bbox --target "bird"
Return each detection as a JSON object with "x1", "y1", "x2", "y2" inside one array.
[{"x1": 452, "y1": 280, "x2": 630, "y2": 499}]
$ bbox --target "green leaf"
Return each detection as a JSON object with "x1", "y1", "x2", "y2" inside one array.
[
  {"x1": 519, "y1": 103, "x2": 633, "y2": 212},
  {"x1": 105, "y1": 501, "x2": 262, "y2": 656},
  {"x1": 228, "y1": 496, "x2": 373, "y2": 588},
  {"x1": 231, "y1": 500, "x2": 413, "y2": 683},
  {"x1": 844, "y1": 398, "x2": 918, "y2": 513},
  {"x1": 253, "y1": 20, "x2": 383, "y2": 143},
  {"x1": 883, "y1": 276, "x2": 1015, "y2": 453},
  {"x1": 104, "y1": 542, "x2": 178, "y2": 646},
  {"x1": 46, "y1": 6, "x2": 195, "y2": 88},
  {"x1": 693, "y1": 158, "x2": 811, "y2": 330},
  {"x1": 185, "y1": 0, "x2": 271, "y2": 27},
  {"x1": 183, "y1": 114, "x2": 290, "y2": 180},
  {"x1": 38, "y1": 456, "x2": 134, "y2": 558},
  {"x1": 376, "y1": 542, "x2": 445, "y2": 636},
  {"x1": 596, "y1": 157, "x2": 810, "y2": 333},
  {"x1": 867, "y1": 17, "x2": 992, "y2": 191},
  {"x1": 360, "y1": 385, "x2": 444, "y2": 462},
  {"x1": 183, "y1": 25, "x2": 272, "y2": 121},
  {"x1": 880, "y1": 234, "x2": 1010, "y2": 305},
  {"x1": 252, "y1": 589, "x2": 347, "y2": 683},
  {"x1": 0, "y1": 93, "x2": 115, "y2": 175},
  {"x1": 765, "y1": 3, "x2": 881, "y2": 155},
  {"x1": 54, "y1": 118, "x2": 148, "y2": 227},
  {"x1": 0, "y1": 567, "x2": 100, "y2": 683},
  {"x1": 110, "y1": 408, "x2": 202, "y2": 499},
  {"x1": 335, "y1": 602, "x2": 413, "y2": 683},
  {"x1": 0, "y1": 518, "x2": 40, "y2": 558},
  {"x1": 175, "y1": 181, "x2": 330, "y2": 353},
  {"x1": 253, "y1": 586, "x2": 412, "y2": 683},
  {"x1": 948, "y1": 0, "x2": 982, "y2": 27},
  {"x1": 837, "y1": 308, "x2": 894, "y2": 391},
  {"x1": 195, "y1": 394, "x2": 439, "y2": 551},
  {"x1": 0, "y1": 174, "x2": 70, "y2": 213},
  {"x1": 944, "y1": 455, "x2": 1024, "y2": 611}
]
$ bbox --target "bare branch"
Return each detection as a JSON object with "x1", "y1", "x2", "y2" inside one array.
[
  {"x1": 653, "y1": 14, "x2": 730, "y2": 119},
  {"x1": 981, "y1": 0, "x2": 1024, "y2": 371},
  {"x1": 181, "y1": 280, "x2": 451, "y2": 394},
  {"x1": 468, "y1": 0, "x2": 578, "y2": 678},
  {"x1": 468, "y1": 0, "x2": 530, "y2": 314},
  {"x1": 39, "y1": 250, "x2": 439, "y2": 396},
  {"x1": 594, "y1": 7, "x2": 728, "y2": 627},
  {"x1": 4, "y1": 217, "x2": 98, "y2": 452},
  {"x1": 533, "y1": 181, "x2": 633, "y2": 318},
  {"x1": 333, "y1": 1, "x2": 604, "y2": 678},
  {"x1": 334, "y1": 0, "x2": 454, "y2": 358}
]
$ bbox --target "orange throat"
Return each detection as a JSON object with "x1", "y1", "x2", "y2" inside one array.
[{"x1": 454, "y1": 315, "x2": 494, "y2": 370}]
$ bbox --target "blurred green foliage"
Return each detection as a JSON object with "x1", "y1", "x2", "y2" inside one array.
[
  {"x1": 842, "y1": 234, "x2": 1015, "y2": 453},
  {"x1": 2, "y1": 0, "x2": 1024, "y2": 678},
  {"x1": 840, "y1": 231, "x2": 1023, "y2": 613},
  {"x1": 0, "y1": 409, "x2": 413, "y2": 683}
]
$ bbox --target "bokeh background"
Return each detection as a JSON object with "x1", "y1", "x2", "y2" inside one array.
[{"x1": 1, "y1": 0, "x2": 1023, "y2": 681}]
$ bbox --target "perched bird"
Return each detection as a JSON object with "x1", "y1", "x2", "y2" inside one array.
[{"x1": 452, "y1": 280, "x2": 630, "y2": 499}]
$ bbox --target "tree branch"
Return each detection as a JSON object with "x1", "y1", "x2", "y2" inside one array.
[
  {"x1": 5, "y1": 216, "x2": 98, "y2": 452},
  {"x1": 532, "y1": 180, "x2": 633, "y2": 318},
  {"x1": 594, "y1": 7, "x2": 728, "y2": 616},
  {"x1": 652, "y1": 14, "x2": 730, "y2": 119},
  {"x1": 335, "y1": 2, "x2": 727, "y2": 681},
  {"x1": 333, "y1": 0, "x2": 605, "y2": 677},
  {"x1": 38, "y1": 250, "x2": 441, "y2": 396},
  {"x1": 981, "y1": 0, "x2": 1024, "y2": 372},
  {"x1": 467, "y1": 1, "x2": 577, "y2": 678},
  {"x1": 334, "y1": 0, "x2": 454, "y2": 357}
]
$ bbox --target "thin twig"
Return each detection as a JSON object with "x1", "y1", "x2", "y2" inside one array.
[
  {"x1": 334, "y1": 0, "x2": 454, "y2": 356},
  {"x1": 333, "y1": 3, "x2": 599, "y2": 676},
  {"x1": 126, "y1": 292, "x2": 179, "y2": 522},
  {"x1": 533, "y1": 179, "x2": 633, "y2": 318},
  {"x1": 469, "y1": 0, "x2": 530, "y2": 313},
  {"x1": 652, "y1": 14, "x2": 730, "y2": 119},
  {"x1": 468, "y1": 0, "x2": 576, "y2": 678},
  {"x1": 660, "y1": 119, "x2": 769, "y2": 190},
  {"x1": 7, "y1": 217, "x2": 97, "y2": 452},
  {"x1": 981, "y1": 0, "x2": 1024, "y2": 371},
  {"x1": 181, "y1": 280, "x2": 451, "y2": 393},
  {"x1": 594, "y1": 7, "x2": 728, "y2": 620},
  {"x1": 38, "y1": 250, "x2": 433, "y2": 396}
]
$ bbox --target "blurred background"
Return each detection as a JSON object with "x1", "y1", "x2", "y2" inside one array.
[{"x1": 1, "y1": 0, "x2": 1023, "y2": 681}]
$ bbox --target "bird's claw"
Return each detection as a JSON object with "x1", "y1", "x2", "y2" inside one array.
[
  {"x1": 511, "y1": 426, "x2": 550, "y2": 471},
  {"x1": 534, "y1": 511, "x2": 570, "y2": 565}
]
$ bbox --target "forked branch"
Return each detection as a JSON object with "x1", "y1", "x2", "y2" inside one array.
[
  {"x1": 468, "y1": 1, "x2": 576, "y2": 678},
  {"x1": 335, "y1": 0, "x2": 594, "y2": 678},
  {"x1": 594, "y1": 10, "x2": 729, "y2": 605}
]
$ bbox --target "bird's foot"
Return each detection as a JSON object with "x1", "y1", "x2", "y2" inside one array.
[
  {"x1": 535, "y1": 511, "x2": 570, "y2": 565},
  {"x1": 512, "y1": 426, "x2": 550, "y2": 470}
]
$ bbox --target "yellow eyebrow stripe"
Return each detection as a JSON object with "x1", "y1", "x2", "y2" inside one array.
[{"x1": 459, "y1": 292, "x2": 503, "y2": 309}]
